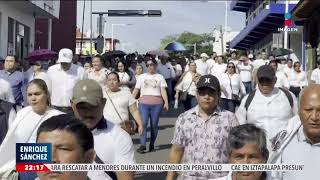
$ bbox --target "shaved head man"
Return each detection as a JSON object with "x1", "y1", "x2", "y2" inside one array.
[{"x1": 269, "y1": 84, "x2": 320, "y2": 180}]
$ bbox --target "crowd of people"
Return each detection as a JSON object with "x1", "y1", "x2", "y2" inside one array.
[{"x1": 0, "y1": 47, "x2": 319, "y2": 180}]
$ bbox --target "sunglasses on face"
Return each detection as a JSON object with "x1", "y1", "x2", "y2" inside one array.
[
  {"x1": 227, "y1": 66, "x2": 235, "y2": 69},
  {"x1": 146, "y1": 63, "x2": 155, "y2": 67}
]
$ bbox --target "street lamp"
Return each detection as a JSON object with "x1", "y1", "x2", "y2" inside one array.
[{"x1": 111, "y1": 23, "x2": 132, "y2": 51}]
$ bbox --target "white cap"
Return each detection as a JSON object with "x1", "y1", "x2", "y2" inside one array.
[
  {"x1": 57, "y1": 48, "x2": 73, "y2": 63},
  {"x1": 200, "y1": 53, "x2": 209, "y2": 58},
  {"x1": 248, "y1": 54, "x2": 254, "y2": 59}
]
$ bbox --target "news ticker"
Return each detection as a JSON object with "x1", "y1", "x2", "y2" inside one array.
[
  {"x1": 16, "y1": 163, "x2": 305, "y2": 172},
  {"x1": 15, "y1": 143, "x2": 304, "y2": 173}
]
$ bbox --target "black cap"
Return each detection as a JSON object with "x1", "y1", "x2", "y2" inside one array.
[
  {"x1": 257, "y1": 65, "x2": 275, "y2": 81},
  {"x1": 197, "y1": 75, "x2": 220, "y2": 92}
]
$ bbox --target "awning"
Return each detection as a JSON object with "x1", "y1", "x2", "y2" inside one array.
[
  {"x1": 293, "y1": 0, "x2": 320, "y2": 20},
  {"x1": 230, "y1": 0, "x2": 255, "y2": 12},
  {"x1": 230, "y1": 3, "x2": 296, "y2": 50}
]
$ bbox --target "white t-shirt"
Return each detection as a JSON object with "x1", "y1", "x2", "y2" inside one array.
[
  {"x1": 237, "y1": 64, "x2": 253, "y2": 82},
  {"x1": 88, "y1": 121, "x2": 135, "y2": 179},
  {"x1": 210, "y1": 63, "x2": 227, "y2": 79},
  {"x1": 28, "y1": 72, "x2": 52, "y2": 93},
  {"x1": 206, "y1": 59, "x2": 216, "y2": 70},
  {"x1": 288, "y1": 71, "x2": 308, "y2": 88},
  {"x1": 135, "y1": 73, "x2": 167, "y2": 96},
  {"x1": 103, "y1": 89, "x2": 137, "y2": 125},
  {"x1": 0, "y1": 78, "x2": 15, "y2": 103},
  {"x1": 253, "y1": 59, "x2": 269, "y2": 70},
  {"x1": 48, "y1": 64, "x2": 87, "y2": 107},
  {"x1": 117, "y1": 71, "x2": 131, "y2": 91},
  {"x1": 311, "y1": 68, "x2": 320, "y2": 84},
  {"x1": 275, "y1": 71, "x2": 290, "y2": 89},
  {"x1": 194, "y1": 59, "x2": 209, "y2": 76},
  {"x1": 88, "y1": 68, "x2": 110, "y2": 87},
  {"x1": 219, "y1": 73, "x2": 246, "y2": 99},
  {"x1": 0, "y1": 106, "x2": 63, "y2": 168},
  {"x1": 175, "y1": 72, "x2": 197, "y2": 96},
  {"x1": 173, "y1": 64, "x2": 183, "y2": 77}
]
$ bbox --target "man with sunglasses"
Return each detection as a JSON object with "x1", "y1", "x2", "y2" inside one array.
[
  {"x1": 236, "y1": 65, "x2": 297, "y2": 150},
  {"x1": 167, "y1": 75, "x2": 239, "y2": 180}
]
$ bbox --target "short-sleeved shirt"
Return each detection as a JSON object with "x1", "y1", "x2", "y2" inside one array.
[
  {"x1": 311, "y1": 68, "x2": 320, "y2": 84},
  {"x1": 172, "y1": 106, "x2": 239, "y2": 179},
  {"x1": 135, "y1": 73, "x2": 167, "y2": 96},
  {"x1": 88, "y1": 120, "x2": 135, "y2": 180},
  {"x1": 103, "y1": 89, "x2": 137, "y2": 125},
  {"x1": 280, "y1": 126, "x2": 320, "y2": 180}
]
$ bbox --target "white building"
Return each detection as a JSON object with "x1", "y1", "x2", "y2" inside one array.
[
  {"x1": 0, "y1": 1, "x2": 60, "y2": 60},
  {"x1": 213, "y1": 29, "x2": 239, "y2": 56}
]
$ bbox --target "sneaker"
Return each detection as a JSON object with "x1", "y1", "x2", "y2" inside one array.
[
  {"x1": 149, "y1": 144, "x2": 155, "y2": 152},
  {"x1": 137, "y1": 146, "x2": 146, "y2": 154}
]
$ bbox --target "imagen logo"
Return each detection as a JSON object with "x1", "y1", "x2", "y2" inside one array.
[{"x1": 278, "y1": 12, "x2": 298, "y2": 32}]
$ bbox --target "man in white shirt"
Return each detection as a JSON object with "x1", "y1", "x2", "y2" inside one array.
[
  {"x1": 268, "y1": 85, "x2": 320, "y2": 180},
  {"x1": 157, "y1": 56, "x2": 175, "y2": 103},
  {"x1": 269, "y1": 60, "x2": 289, "y2": 89},
  {"x1": 229, "y1": 51, "x2": 239, "y2": 66},
  {"x1": 0, "y1": 79, "x2": 15, "y2": 103},
  {"x1": 283, "y1": 59, "x2": 294, "y2": 78},
  {"x1": 210, "y1": 55, "x2": 227, "y2": 78},
  {"x1": 47, "y1": 48, "x2": 87, "y2": 113},
  {"x1": 206, "y1": 52, "x2": 217, "y2": 70},
  {"x1": 71, "y1": 79, "x2": 135, "y2": 180},
  {"x1": 237, "y1": 56, "x2": 253, "y2": 94},
  {"x1": 194, "y1": 53, "x2": 209, "y2": 76},
  {"x1": 310, "y1": 61, "x2": 320, "y2": 84},
  {"x1": 236, "y1": 65, "x2": 297, "y2": 148}
]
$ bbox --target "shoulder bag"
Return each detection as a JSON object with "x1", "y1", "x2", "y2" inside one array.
[
  {"x1": 227, "y1": 74, "x2": 240, "y2": 102},
  {"x1": 104, "y1": 90, "x2": 137, "y2": 135}
]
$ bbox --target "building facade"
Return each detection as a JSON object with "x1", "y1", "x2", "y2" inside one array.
[
  {"x1": 0, "y1": 1, "x2": 60, "y2": 61},
  {"x1": 229, "y1": 0, "x2": 302, "y2": 60}
]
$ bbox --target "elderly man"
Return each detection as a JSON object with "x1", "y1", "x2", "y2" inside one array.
[
  {"x1": 71, "y1": 79, "x2": 135, "y2": 180},
  {"x1": 0, "y1": 55, "x2": 26, "y2": 105},
  {"x1": 47, "y1": 48, "x2": 87, "y2": 113},
  {"x1": 167, "y1": 75, "x2": 239, "y2": 180},
  {"x1": 268, "y1": 84, "x2": 320, "y2": 180},
  {"x1": 236, "y1": 65, "x2": 297, "y2": 148},
  {"x1": 216, "y1": 124, "x2": 271, "y2": 180}
]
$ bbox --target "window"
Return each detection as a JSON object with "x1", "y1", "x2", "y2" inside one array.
[{"x1": 7, "y1": 17, "x2": 15, "y2": 55}]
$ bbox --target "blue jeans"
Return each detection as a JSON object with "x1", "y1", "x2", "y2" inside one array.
[
  {"x1": 220, "y1": 98, "x2": 236, "y2": 113},
  {"x1": 139, "y1": 103, "x2": 163, "y2": 146},
  {"x1": 243, "y1": 81, "x2": 252, "y2": 94}
]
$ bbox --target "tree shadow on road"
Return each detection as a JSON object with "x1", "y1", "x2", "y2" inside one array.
[{"x1": 135, "y1": 172, "x2": 166, "y2": 180}]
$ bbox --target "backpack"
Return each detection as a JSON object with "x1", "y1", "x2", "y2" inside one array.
[{"x1": 244, "y1": 87, "x2": 293, "y2": 111}]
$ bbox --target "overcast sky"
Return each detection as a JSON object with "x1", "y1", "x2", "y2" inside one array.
[{"x1": 77, "y1": 1, "x2": 245, "y2": 53}]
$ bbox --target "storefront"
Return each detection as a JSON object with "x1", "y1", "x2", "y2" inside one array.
[{"x1": 293, "y1": 0, "x2": 320, "y2": 71}]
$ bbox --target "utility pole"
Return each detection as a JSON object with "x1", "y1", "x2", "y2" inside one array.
[{"x1": 220, "y1": 25, "x2": 224, "y2": 55}]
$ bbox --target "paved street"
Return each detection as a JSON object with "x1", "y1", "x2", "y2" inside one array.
[{"x1": 133, "y1": 105, "x2": 184, "y2": 180}]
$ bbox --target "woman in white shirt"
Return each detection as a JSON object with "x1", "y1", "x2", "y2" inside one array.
[
  {"x1": 116, "y1": 61, "x2": 136, "y2": 92},
  {"x1": 174, "y1": 61, "x2": 201, "y2": 110},
  {"x1": 132, "y1": 59, "x2": 169, "y2": 153},
  {"x1": 220, "y1": 62, "x2": 246, "y2": 113},
  {"x1": 28, "y1": 61, "x2": 51, "y2": 92},
  {"x1": 88, "y1": 55, "x2": 110, "y2": 87},
  {"x1": 0, "y1": 79, "x2": 62, "y2": 170},
  {"x1": 288, "y1": 62, "x2": 308, "y2": 97},
  {"x1": 103, "y1": 72, "x2": 143, "y2": 135},
  {"x1": 135, "y1": 64, "x2": 144, "y2": 81}
]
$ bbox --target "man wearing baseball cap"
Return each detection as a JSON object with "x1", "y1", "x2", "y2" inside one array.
[
  {"x1": 236, "y1": 65, "x2": 298, "y2": 149},
  {"x1": 47, "y1": 48, "x2": 87, "y2": 113},
  {"x1": 71, "y1": 79, "x2": 135, "y2": 180},
  {"x1": 167, "y1": 75, "x2": 239, "y2": 180}
]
